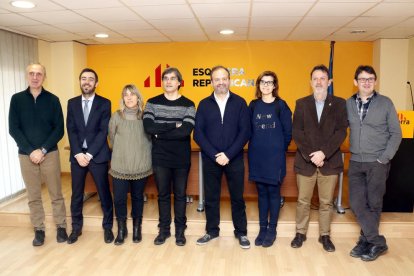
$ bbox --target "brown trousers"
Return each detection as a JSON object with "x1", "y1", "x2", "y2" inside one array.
[
  {"x1": 295, "y1": 169, "x2": 338, "y2": 236},
  {"x1": 19, "y1": 150, "x2": 66, "y2": 230}
]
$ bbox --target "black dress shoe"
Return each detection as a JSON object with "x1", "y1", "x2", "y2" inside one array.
[
  {"x1": 67, "y1": 230, "x2": 82, "y2": 244},
  {"x1": 350, "y1": 239, "x2": 370, "y2": 258},
  {"x1": 291, "y1": 233, "x2": 306, "y2": 248},
  {"x1": 319, "y1": 235, "x2": 335, "y2": 252},
  {"x1": 33, "y1": 230, "x2": 45, "y2": 246},
  {"x1": 56, "y1": 227, "x2": 68, "y2": 243},
  {"x1": 361, "y1": 244, "x2": 388, "y2": 261},
  {"x1": 104, "y1": 229, "x2": 114, "y2": 243},
  {"x1": 154, "y1": 232, "x2": 171, "y2": 245}
]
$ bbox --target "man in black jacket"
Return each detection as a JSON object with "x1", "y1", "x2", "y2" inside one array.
[
  {"x1": 66, "y1": 68, "x2": 114, "y2": 244},
  {"x1": 194, "y1": 66, "x2": 251, "y2": 249}
]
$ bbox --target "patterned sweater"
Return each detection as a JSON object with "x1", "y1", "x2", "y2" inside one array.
[{"x1": 143, "y1": 94, "x2": 196, "y2": 168}]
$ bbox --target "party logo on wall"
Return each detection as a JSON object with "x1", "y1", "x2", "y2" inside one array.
[
  {"x1": 399, "y1": 112, "x2": 410, "y2": 125},
  {"x1": 144, "y1": 64, "x2": 184, "y2": 88},
  {"x1": 398, "y1": 111, "x2": 414, "y2": 138},
  {"x1": 144, "y1": 64, "x2": 254, "y2": 89},
  {"x1": 192, "y1": 67, "x2": 255, "y2": 87}
]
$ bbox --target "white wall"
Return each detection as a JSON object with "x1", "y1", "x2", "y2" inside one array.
[
  {"x1": 0, "y1": 30, "x2": 38, "y2": 201},
  {"x1": 407, "y1": 38, "x2": 414, "y2": 110},
  {"x1": 373, "y1": 39, "x2": 410, "y2": 110}
]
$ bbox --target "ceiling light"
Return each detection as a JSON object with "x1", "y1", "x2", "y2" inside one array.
[
  {"x1": 350, "y1": 30, "x2": 366, "y2": 34},
  {"x1": 95, "y1": 33, "x2": 109, "y2": 38},
  {"x1": 219, "y1": 29, "x2": 234, "y2": 35},
  {"x1": 10, "y1": 1, "x2": 36, "y2": 9}
]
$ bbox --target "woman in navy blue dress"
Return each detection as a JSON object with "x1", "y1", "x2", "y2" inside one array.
[{"x1": 248, "y1": 71, "x2": 292, "y2": 247}]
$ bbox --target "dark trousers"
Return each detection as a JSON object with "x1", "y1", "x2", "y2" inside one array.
[
  {"x1": 203, "y1": 157, "x2": 247, "y2": 237},
  {"x1": 70, "y1": 161, "x2": 113, "y2": 231},
  {"x1": 348, "y1": 160, "x2": 390, "y2": 246},
  {"x1": 112, "y1": 177, "x2": 147, "y2": 221},
  {"x1": 256, "y1": 182, "x2": 281, "y2": 229},
  {"x1": 153, "y1": 166, "x2": 189, "y2": 233}
]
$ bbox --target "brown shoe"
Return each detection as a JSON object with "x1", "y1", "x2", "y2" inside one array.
[
  {"x1": 291, "y1": 233, "x2": 306, "y2": 248},
  {"x1": 319, "y1": 235, "x2": 335, "y2": 252}
]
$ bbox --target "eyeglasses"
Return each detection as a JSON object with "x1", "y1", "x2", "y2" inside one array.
[
  {"x1": 260, "y1": 80, "x2": 274, "y2": 86},
  {"x1": 357, "y1": 77, "x2": 376, "y2": 83},
  {"x1": 163, "y1": 76, "x2": 178, "y2": 82}
]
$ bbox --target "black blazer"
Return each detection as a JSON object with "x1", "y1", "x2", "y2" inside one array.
[
  {"x1": 292, "y1": 94, "x2": 348, "y2": 176},
  {"x1": 67, "y1": 94, "x2": 111, "y2": 164}
]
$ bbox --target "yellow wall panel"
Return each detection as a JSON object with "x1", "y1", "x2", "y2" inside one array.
[{"x1": 87, "y1": 41, "x2": 372, "y2": 112}]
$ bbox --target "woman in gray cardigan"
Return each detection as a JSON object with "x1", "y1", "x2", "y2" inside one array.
[{"x1": 109, "y1": 84, "x2": 152, "y2": 245}]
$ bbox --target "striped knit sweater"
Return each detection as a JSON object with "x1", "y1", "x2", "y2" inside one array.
[{"x1": 143, "y1": 94, "x2": 196, "y2": 168}]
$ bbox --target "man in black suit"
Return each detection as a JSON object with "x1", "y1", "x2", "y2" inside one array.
[{"x1": 66, "y1": 68, "x2": 114, "y2": 244}]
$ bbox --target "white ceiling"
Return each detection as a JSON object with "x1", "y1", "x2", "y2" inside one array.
[{"x1": 0, "y1": 0, "x2": 414, "y2": 44}]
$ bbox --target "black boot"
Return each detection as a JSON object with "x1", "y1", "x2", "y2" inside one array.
[
  {"x1": 132, "y1": 218, "x2": 142, "y2": 243},
  {"x1": 114, "y1": 219, "x2": 128, "y2": 245},
  {"x1": 255, "y1": 226, "x2": 267, "y2": 246},
  {"x1": 175, "y1": 228, "x2": 186, "y2": 246},
  {"x1": 33, "y1": 229, "x2": 45, "y2": 246},
  {"x1": 262, "y1": 226, "x2": 277, "y2": 248}
]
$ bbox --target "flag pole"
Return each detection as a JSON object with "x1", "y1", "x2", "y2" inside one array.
[{"x1": 328, "y1": 41, "x2": 335, "y2": 95}]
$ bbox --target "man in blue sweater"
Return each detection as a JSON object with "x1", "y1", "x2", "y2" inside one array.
[
  {"x1": 347, "y1": 65, "x2": 401, "y2": 261},
  {"x1": 194, "y1": 65, "x2": 251, "y2": 249}
]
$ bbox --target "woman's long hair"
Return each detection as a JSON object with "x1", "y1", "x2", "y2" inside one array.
[{"x1": 120, "y1": 84, "x2": 144, "y2": 119}]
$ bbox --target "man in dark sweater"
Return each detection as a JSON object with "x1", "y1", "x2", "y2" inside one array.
[
  {"x1": 143, "y1": 67, "x2": 195, "y2": 246},
  {"x1": 9, "y1": 63, "x2": 67, "y2": 246},
  {"x1": 194, "y1": 65, "x2": 251, "y2": 249}
]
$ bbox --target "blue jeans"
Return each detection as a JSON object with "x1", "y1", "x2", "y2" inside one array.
[
  {"x1": 256, "y1": 182, "x2": 281, "y2": 229},
  {"x1": 202, "y1": 157, "x2": 247, "y2": 237},
  {"x1": 349, "y1": 160, "x2": 390, "y2": 246},
  {"x1": 112, "y1": 177, "x2": 147, "y2": 221},
  {"x1": 153, "y1": 166, "x2": 189, "y2": 233}
]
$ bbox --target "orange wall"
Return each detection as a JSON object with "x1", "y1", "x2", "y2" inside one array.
[{"x1": 87, "y1": 41, "x2": 372, "y2": 112}]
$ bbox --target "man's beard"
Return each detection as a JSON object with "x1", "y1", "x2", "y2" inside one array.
[
  {"x1": 81, "y1": 85, "x2": 95, "y2": 95},
  {"x1": 215, "y1": 86, "x2": 228, "y2": 94}
]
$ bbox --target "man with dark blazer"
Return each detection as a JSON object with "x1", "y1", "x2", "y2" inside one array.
[
  {"x1": 66, "y1": 68, "x2": 114, "y2": 244},
  {"x1": 291, "y1": 65, "x2": 348, "y2": 252}
]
